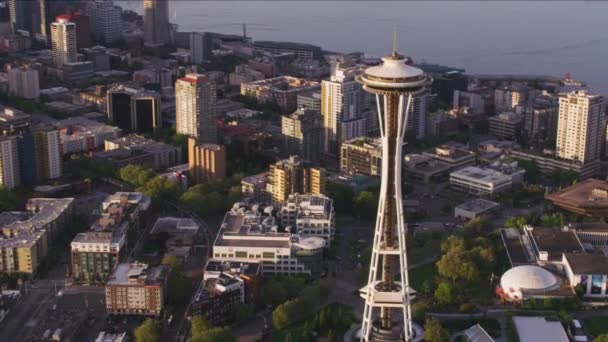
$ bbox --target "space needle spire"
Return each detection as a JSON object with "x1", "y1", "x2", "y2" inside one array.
[{"x1": 356, "y1": 37, "x2": 431, "y2": 341}]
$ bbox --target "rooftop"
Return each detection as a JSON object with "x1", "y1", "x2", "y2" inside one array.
[
  {"x1": 500, "y1": 228, "x2": 531, "y2": 266},
  {"x1": 204, "y1": 259, "x2": 261, "y2": 277},
  {"x1": 512, "y1": 316, "x2": 568, "y2": 342},
  {"x1": 283, "y1": 194, "x2": 334, "y2": 220},
  {"x1": 546, "y1": 178, "x2": 608, "y2": 209},
  {"x1": 490, "y1": 112, "x2": 522, "y2": 123},
  {"x1": 214, "y1": 202, "x2": 290, "y2": 249},
  {"x1": 150, "y1": 217, "x2": 199, "y2": 235},
  {"x1": 404, "y1": 154, "x2": 451, "y2": 173},
  {"x1": 106, "y1": 262, "x2": 166, "y2": 286},
  {"x1": 456, "y1": 198, "x2": 500, "y2": 214},
  {"x1": 241, "y1": 172, "x2": 268, "y2": 186},
  {"x1": 564, "y1": 253, "x2": 608, "y2": 275},
  {"x1": 451, "y1": 166, "x2": 511, "y2": 184},
  {"x1": 525, "y1": 226, "x2": 584, "y2": 261},
  {"x1": 242, "y1": 76, "x2": 319, "y2": 92}
]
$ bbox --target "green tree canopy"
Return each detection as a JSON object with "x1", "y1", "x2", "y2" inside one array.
[
  {"x1": 190, "y1": 315, "x2": 211, "y2": 337},
  {"x1": 595, "y1": 334, "x2": 608, "y2": 342},
  {"x1": 0, "y1": 185, "x2": 18, "y2": 211},
  {"x1": 353, "y1": 191, "x2": 378, "y2": 220},
  {"x1": 326, "y1": 181, "x2": 355, "y2": 213},
  {"x1": 134, "y1": 318, "x2": 162, "y2": 342},
  {"x1": 424, "y1": 318, "x2": 450, "y2": 342},
  {"x1": 434, "y1": 282, "x2": 455, "y2": 306}
]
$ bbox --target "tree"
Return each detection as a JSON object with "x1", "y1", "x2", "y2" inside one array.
[
  {"x1": 326, "y1": 181, "x2": 354, "y2": 213},
  {"x1": 424, "y1": 318, "x2": 450, "y2": 342},
  {"x1": 190, "y1": 315, "x2": 211, "y2": 337},
  {"x1": 411, "y1": 302, "x2": 430, "y2": 323},
  {"x1": 134, "y1": 318, "x2": 162, "y2": 342},
  {"x1": 188, "y1": 327, "x2": 236, "y2": 342},
  {"x1": 119, "y1": 164, "x2": 155, "y2": 187},
  {"x1": 504, "y1": 215, "x2": 527, "y2": 229},
  {"x1": 282, "y1": 276, "x2": 306, "y2": 298},
  {"x1": 263, "y1": 281, "x2": 288, "y2": 306},
  {"x1": 327, "y1": 330, "x2": 338, "y2": 342},
  {"x1": 434, "y1": 282, "x2": 454, "y2": 306},
  {"x1": 161, "y1": 255, "x2": 181, "y2": 272},
  {"x1": 353, "y1": 191, "x2": 378, "y2": 220},
  {"x1": 137, "y1": 176, "x2": 181, "y2": 202},
  {"x1": 436, "y1": 250, "x2": 479, "y2": 283},
  {"x1": 595, "y1": 335, "x2": 608, "y2": 342},
  {"x1": 518, "y1": 159, "x2": 541, "y2": 184},
  {"x1": 0, "y1": 185, "x2": 18, "y2": 211}
]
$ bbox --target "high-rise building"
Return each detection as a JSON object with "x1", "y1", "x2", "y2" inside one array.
[
  {"x1": 188, "y1": 138, "x2": 226, "y2": 184},
  {"x1": 268, "y1": 155, "x2": 326, "y2": 204},
  {"x1": 175, "y1": 74, "x2": 217, "y2": 142},
  {"x1": 357, "y1": 45, "x2": 431, "y2": 341},
  {"x1": 143, "y1": 0, "x2": 170, "y2": 47},
  {"x1": 51, "y1": 18, "x2": 77, "y2": 67},
  {"x1": 190, "y1": 32, "x2": 213, "y2": 64},
  {"x1": 556, "y1": 90, "x2": 605, "y2": 163},
  {"x1": 8, "y1": 0, "x2": 34, "y2": 33},
  {"x1": 281, "y1": 107, "x2": 323, "y2": 163},
  {"x1": 32, "y1": 126, "x2": 62, "y2": 180},
  {"x1": 87, "y1": 0, "x2": 122, "y2": 44},
  {"x1": 133, "y1": 94, "x2": 162, "y2": 135},
  {"x1": 56, "y1": 12, "x2": 91, "y2": 49},
  {"x1": 107, "y1": 85, "x2": 161, "y2": 134},
  {"x1": 297, "y1": 90, "x2": 322, "y2": 113},
  {"x1": 0, "y1": 135, "x2": 20, "y2": 189},
  {"x1": 321, "y1": 64, "x2": 365, "y2": 155},
  {"x1": 7, "y1": 65, "x2": 40, "y2": 100}
]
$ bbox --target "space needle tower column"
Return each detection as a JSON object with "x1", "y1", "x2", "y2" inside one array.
[{"x1": 356, "y1": 39, "x2": 431, "y2": 341}]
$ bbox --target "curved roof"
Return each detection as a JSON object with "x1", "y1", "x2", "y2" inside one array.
[
  {"x1": 501, "y1": 265, "x2": 557, "y2": 292},
  {"x1": 365, "y1": 55, "x2": 424, "y2": 79},
  {"x1": 296, "y1": 236, "x2": 326, "y2": 250}
]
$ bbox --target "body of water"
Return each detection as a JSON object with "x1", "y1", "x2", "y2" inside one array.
[{"x1": 121, "y1": 1, "x2": 608, "y2": 94}]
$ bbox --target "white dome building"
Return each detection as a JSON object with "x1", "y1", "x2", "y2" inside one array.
[{"x1": 500, "y1": 265, "x2": 560, "y2": 301}]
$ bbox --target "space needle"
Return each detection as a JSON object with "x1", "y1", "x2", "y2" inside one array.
[{"x1": 356, "y1": 35, "x2": 431, "y2": 341}]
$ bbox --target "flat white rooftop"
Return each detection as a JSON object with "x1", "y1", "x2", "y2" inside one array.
[{"x1": 512, "y1": 316, "x2": 568, "y2": 342}]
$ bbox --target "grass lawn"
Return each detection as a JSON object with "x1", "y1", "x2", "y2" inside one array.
[
  {"x1": 409, "y1": 262, "x2": 437, "y2": 290},
  {"x1": 585, "y1": 316, "x2": 608, "y2": 337},
  {"x1": 409, "y1": 239, "x2": 441, "y2": 265}
]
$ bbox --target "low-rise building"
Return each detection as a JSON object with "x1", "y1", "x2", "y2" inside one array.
[
  {"x1": 241, "y1": 76, "x2": 320, "y2": 113},
  {"x1": 0, "y1": 198, "x2": 74, "y2": 274},
  {"x1": 280, "y1": 194, "x2": 335, "y2": 245},
  {"x1": 454, "y1": 198, "x2": 500, "y2": 220},
  {"x1": 105, "y1": 262, "x2": 168, "y2": 316},
  {"x1": 512, "y1": 316, "x2": 569, "y2": 342},
  {"x1": 522, "y1": 225, "x2": 584, "y2": 263},
  {"x1": 545, "y1": 178, "x2": 608, "y2": 218},
  {"x1": 71, "y1": 192, "x2": 150, "y2": 283},
  {"x1": 510, "y1": 148, "x2": 599, "y2": 179},
  {"x1": 450, "y1": 166, "x2": 518, "y2": 195},
  {"x1": 103, "y1": 135, "x2": 181, "y2": 170},
  {"x1": 212, "y1": 202, "x2": 325, "y2": 276},
  {"x1": 150, "y1": 217, "x2": 201, "y2": 262},
  {"x1": 340, "y1": 137, "x2": 382, "y2": 177},
  {"x1": 56, "y1": 116, "x2": 122, "y2": 155},
  {"x1": 489, "y1": 112, "x2": 522, "y2": 140},
  {"x1": 423, "y1": 145, "x2": 476, "y2": 171},
  {"x1": 562, "y1": 253, "x2": 608, "y2": 298},
  {"x1": 241, "y1": 172, "x2": 269, "y2": 201},
  {"x1": 191, "y1": 272, "x2": 244, "y2": 326},
  {"x1": 404, "y1": 154, "x2": 451, "y2": 183}
]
